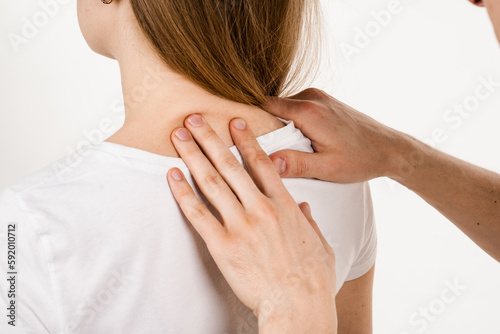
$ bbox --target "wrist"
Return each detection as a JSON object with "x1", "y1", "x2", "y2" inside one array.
[
  {"x1": 257, "y1": 295, "x2": 337, "y2": 334},
  {"x1": 384, "y1": 130, "x2": 429, "y2": 184}
]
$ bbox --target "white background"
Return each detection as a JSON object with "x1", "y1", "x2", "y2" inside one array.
[{"x1": 1, "y1": 0, "x2": 499, "y2": 333}]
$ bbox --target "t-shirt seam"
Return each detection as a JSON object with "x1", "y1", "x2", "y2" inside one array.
[
  {"x1": 88, "y1": 126, "x2": 305, "y2": 175},
  {"x1": 15, "y1": 193, "x2": 66, "y2": 333},
  {"x1": 345, "y1": 215, "x2": 377, "y2": 281},
  {"x1": 344, "y1": 241, "x2": 377, "y2": 281},
  {"x1": 11, "y1": 165, "x2": 74, "y2": 200}
]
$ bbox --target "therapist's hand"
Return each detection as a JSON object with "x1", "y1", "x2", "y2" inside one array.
[
  {"x1": 265, "y1": 88, "x2": 500, "y2": 262},
  {"x1": 166, "y1": 114, "x2": 337, "y2": 333},
  {"x1": 265, "y1": 88, "x2": 410, "y2": 183}
]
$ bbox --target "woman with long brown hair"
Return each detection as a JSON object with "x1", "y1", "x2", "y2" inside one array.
[{"x1": 0, "y1": 0, "x2": 376, "y2": 332}]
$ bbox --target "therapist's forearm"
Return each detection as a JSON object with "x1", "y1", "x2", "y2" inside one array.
[
  {"x1": 389, "y1": 133, "x2": 500, "y2": 261},
  {"x1": 264, "y1": 90, "x2": 500, "y2": 260}
]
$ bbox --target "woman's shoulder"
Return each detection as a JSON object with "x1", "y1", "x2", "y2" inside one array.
[{"x1": 0, "y1": 144, "x2": 108, "y2": 205}]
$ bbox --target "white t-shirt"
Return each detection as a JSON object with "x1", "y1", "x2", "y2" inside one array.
[{"x1": 0, "y1": 119, "x2": 376, "y2": 334}]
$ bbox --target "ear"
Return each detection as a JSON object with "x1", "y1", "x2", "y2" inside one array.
[{"x1": 468, "y1": 0, "x2": 485, "y2": 7}]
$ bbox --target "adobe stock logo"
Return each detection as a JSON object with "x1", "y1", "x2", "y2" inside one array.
[
  {"x1": 422, "y1": 74, "x2": 500, "y2": 148},
  {"x1": 340, "y1": 0, "x2": 405, "y2": 62},
  {"x1": 399, "y1": 278, "x2": 467, "y2": 334},
  {"x1": 8, "y1": 0, "x2": 71, "y2": 53},
  {"x1": 63, "y1": 267, "x2": 134, "y2": 333}
]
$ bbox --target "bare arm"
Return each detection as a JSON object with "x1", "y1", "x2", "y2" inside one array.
[
  {"x1": 391, "y1": 133, "x2": 500, "y2": 260},
  {"x1": 336, "y1": 265, "x2": 375, "y2": 334},
  {"x1": 265, "y1": 88, "x2": 500, "y2": 262}
]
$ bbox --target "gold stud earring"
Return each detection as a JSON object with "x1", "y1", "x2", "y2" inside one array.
[{"x1": 101, "y1": 0, "x2": 113, "y2": 4}]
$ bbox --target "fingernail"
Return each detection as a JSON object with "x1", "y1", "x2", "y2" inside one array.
[
  {"x1": 273, "y1": 158, "x2": 286, "y2": 175},
  {"x1": 171, "y1": 169, "x2": 183, "y2": 181},
  {"x1": 175, "y1": 128, "x2": 190, "y2": 141},
  {"x1": 233, "y1": 119, "x2": 246, "y2": 130},
  {"x1": 187, "y1": 114, "x2": 203, "y2": 127}
]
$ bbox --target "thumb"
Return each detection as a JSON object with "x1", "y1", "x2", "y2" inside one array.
[
  {"x1": 263, "y1": 96, "x2": 300, "y2": 120},
  {"x1": 270, "y1": 150, "x2": 321, "y2": 179},
  {"x1": 298, "y1": 202, "x2": 332, "y2": 253}
]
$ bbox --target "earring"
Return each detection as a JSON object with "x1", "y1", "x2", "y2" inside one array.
[{"x1": 101, "y1": 0, "x2": 113, "y2": 4}]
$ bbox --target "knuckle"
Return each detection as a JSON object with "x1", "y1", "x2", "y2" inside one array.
[
  {"x1": 257, "y1": 200, "x2": 279, "y2": 222},
  {"x1": 301, "y1": 100, "x2": 323, "y2": 118},
  {"x1": 186, "y1": 202, "x2": 210, "y2": 220},
  {"x1": 176, "y1": 185, "x2": 194, "y2": 199},
  {"x1": 238, "y1": 138, "x2": 257, "y2": 152},
  {"x1": 238, "y1": 139, "x2": 267, "y2": 159},
  {"x1": 181, "y1": 144, "x2": 201, "y2": 158},
  {"x1": 252, "y1": 152, "x2": 272, "y2": 167},
  {"x1": 294, "y1": 154, "x2": 309, "y2": 176},
  {"x1": 283, "y1": 196, "x2": 300, "y2": 210},
  {"x1": 221, "y1": 156, "x2": 242, "y2": 173},
  {"x1": 204, "y1": 172, "x2": 225, "y2": 187},
  {"x1": 200, "y1": 128, "x2": 219, "y2": 142},
  {"x1": 302, "y1": 87, "x2": 326, "y2": 99}
]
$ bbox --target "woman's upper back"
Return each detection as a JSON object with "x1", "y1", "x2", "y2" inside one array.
[{"x1": 0, "y1": 120, "x2": 376, "y2": 333}]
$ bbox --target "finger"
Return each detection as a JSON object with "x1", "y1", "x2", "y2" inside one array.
[
  {"x1": 263, "y1": 88, "x2": 329, "y2": 122},
  {"x1": 262, "y1": 96, "x2": 309, "y2": 121},
  {"x1": 298, "y1": 202, "x2": 332, "y2": 253},
  {"x1": 228, "y1": 118, "x2": 291, "y2": 199},
  {"x1": 269, "y1": 150, "x2": 326, "y2": 179},
  {"x1": 167, "y1": 168, "x2": 226, "y2": 245},
  {"x1": 286, "y1": 88, "x2": 331, "y2": 102},
  {"x1": 183, "y1": 114, "x2": 264, "y2": 208},
  {"x1": 170, "y1": 128, "x2": 246, "y2": 224}
]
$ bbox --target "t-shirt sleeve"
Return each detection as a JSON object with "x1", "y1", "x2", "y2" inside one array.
[
  {"x1": 0, "y1": 188, "x2": 61, "y2": 333},
  {"x1": 345, "y1": 182, "x2": 377, "y2": 281}
]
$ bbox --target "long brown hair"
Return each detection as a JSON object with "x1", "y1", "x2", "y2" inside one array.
[{"x1": 130, "y1": 0, "x2": 321, "y2": 107}]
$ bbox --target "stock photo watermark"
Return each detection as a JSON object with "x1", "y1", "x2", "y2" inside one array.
[
  {"x1": 422, "y1": 74, "x2": 500, "y2": 148},
  {"x1": 7, "y1": 0, "x2": 72, "y2": 53},
  {"x1": 340, "y1": 0, "x2": 405, "y2": 62},
  {"x1": 47, "y1": 61, "x2": 280, "y2": 186},
  {"x1": 383, "y1": 73, "x2": 500, "y2": 192},
  {"x1": 5, "y1": 222, "x2": 17, "y2": 327},
  {"x1": 50, "y1": 63, "x2": 174, "y2": 182},
  {"x1": 63, "y1": 266, "x2": 134, "y2": 333},
  {"x1": 398, "y1": 277, "x2": 467, "y2": 334}
]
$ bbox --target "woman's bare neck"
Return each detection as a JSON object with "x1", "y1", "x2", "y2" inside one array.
[{"x1": 106, "y1": 51, "x2": 285, "y2": 158}]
